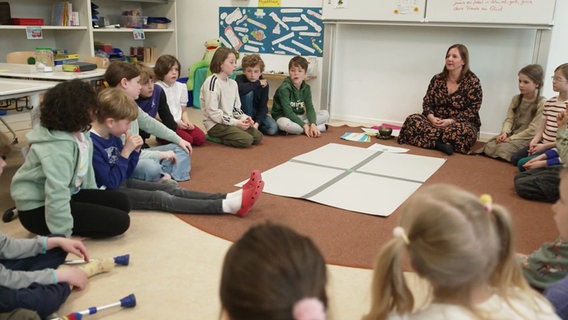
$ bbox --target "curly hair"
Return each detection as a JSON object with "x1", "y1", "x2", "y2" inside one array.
[
  {"x1": 40, "y1": 79, "x2": 97, "y2": 132},
  {"x1": 241, "y1": 54, "x2": 265, "y2": 72},
  {"x1": 154, "y1": 54, "x2": 180, "y2": 81}
]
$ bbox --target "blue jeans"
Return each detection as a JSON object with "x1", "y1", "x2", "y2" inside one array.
[
  {"x1": 131, "y1": 144, "x2": 191, "y2": 181},
  {"x1": 241, "y1": 91, "x2": 278, "y2": 136}
]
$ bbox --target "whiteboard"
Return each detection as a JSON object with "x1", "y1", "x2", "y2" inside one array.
[
  {"x1": 322, "y1": 0, "x2": 556, "y2": 27},
  {"x1": 322, "y1": 0, "x2": 426, "y2": 22},
  {"x1": 426, "y1": 0, "x2": 556, "y2": 26}
]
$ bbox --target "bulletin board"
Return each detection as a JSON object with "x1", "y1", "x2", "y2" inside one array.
[{"x1": 218, "y1": 7, "x2": 324, "y2": 57}]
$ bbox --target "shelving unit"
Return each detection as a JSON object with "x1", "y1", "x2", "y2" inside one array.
[{"x1": 0, "y1": 0, "x2": 177, "y2": 63}]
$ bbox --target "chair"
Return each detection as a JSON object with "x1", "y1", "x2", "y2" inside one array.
[
  {"x1": 4, "y1": 51, "x2": 36, "y2": 111},
  {"x1": 6, "y1": 51, "x2": 35, "y2": 65}
]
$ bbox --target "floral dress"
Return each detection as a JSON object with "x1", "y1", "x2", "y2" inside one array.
[{"x1": 397, "y1": 71, "x2": 483, "y2": 154}]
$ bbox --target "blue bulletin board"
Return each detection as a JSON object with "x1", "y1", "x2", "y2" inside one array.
[{"x1": 218, "y1": 7, "x2": 324, "y2": 57}]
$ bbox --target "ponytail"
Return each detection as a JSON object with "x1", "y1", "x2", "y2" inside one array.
[
  {"x1": 363, "y1": 239, "x2": 413, "y2": 320},
  {"x1": 489, "y1": 204, "x2": 528, "y2": 291}
]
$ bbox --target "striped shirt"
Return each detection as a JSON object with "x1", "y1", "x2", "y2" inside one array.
[{"x1": 542, "y1": 96, "x2": 567, "y2": 143}]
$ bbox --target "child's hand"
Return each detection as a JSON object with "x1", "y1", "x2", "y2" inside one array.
[
  {"x1": 177, "y1": 120, "x2": 190, "y2": 130},
  {"x1": 160, "y1": 151, "x2": 177, "y2": 163},
  {"x1": 47, "y1": 237, "x2": 89, "y2": 262},
  {"x1": 310, "y1": 124, "x2": 321, "y2": 138},
  {"x1": 495, "y1": 133, "x2": 508, "y2": 144},
  {"x1": 558, "y1": 110, "x2": 568, "y2": 128},
  {"x1": 177, "y1": 140, "x2": 192, "y2": 154},
  {"x1": 253, "y1": 122, "x2": 259, "y2": 129},
  {"x1": 123, "y1": 133, "x2": 143, "y2": 155},
  {"x1": 529, "y1": 144, "x2": 548, "y2": 155},
  {"x1": 523, "y1": 159, "x2": 547, "y2": 170},
  {"x1": 259, "y1": 79, "x2": 268, "y2": 88},
  {"x1": 236, "y1": 118, "x2": 251, "y2": 130},
  {"x1": 56, "y1": 267, "x2": 88, "y2": 289}
]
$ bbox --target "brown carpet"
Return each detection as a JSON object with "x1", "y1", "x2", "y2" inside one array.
[{"x1": 175, "y1": 125, "x2": 557, "y2": 269}]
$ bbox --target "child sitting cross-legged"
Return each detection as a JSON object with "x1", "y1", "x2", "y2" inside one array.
[
  {"x1": 0, "y1": 134, "x2": 120, "y2": 319},
  {"x1": 90, "y1": 87, "x2": 264, "y2": 217},
  {"x1": 363, "y1": 184, "x2": 558, "y2": 320}
]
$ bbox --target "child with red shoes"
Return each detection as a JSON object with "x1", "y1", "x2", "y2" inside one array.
[{"x1": 90, "y1": 87, "x2": 263, "y2": 217}]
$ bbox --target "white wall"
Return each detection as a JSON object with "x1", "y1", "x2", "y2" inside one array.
[{"x1": 178, "y1": 1, "x2": 568, "y2": 138}]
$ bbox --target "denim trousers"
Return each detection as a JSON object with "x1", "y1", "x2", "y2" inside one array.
[
  {"x1": 120, "y1": 178, "x2": 226, "y2": 214},
  {"x1": 241, "y1": 91, "x2": 278, "y2": 136},
  {"x1": 131, "y1": 143, "x2": 191, "y2": 181}
]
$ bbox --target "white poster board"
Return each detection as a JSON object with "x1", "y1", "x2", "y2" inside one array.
[{"x1": 425, "y1": 0, "x2": 556, "y2": 27}]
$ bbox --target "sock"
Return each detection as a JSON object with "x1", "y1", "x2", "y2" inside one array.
[
  {"x1": 222, "y1": 196, "x2": 241, "y2": 214},
  {"x1": 317, "y1": 124, "x2": 327, "y2": 132},
  {"x1": 77, "y1": 258, "x2": 115, "y2": 277},
  {"x1": 226, "y1": 189, "x2": 243, "y2": 199},
  {"x1": 206, "y1": 134, "x2": 222, "y2": 144},
  {"x1": 435, "y1": 140, "x2": 454, "y2": 155}
]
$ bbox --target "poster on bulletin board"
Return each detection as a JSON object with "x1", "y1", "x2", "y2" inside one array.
[{"x1": 218, "y1": 7, "x2": 324, "y2": 57}]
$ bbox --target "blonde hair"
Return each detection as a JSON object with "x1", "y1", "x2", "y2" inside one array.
[
  {"x1": 364, "y1": 184, "x2": 544, "y2": 320},
  {"x1": 96, "y1": 87, "x2": 139, "y2": 123},
  {"x1": 133, "y1": 62, "x2": 155, "y2": 85}
]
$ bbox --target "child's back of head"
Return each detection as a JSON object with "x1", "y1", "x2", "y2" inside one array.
[
  {"x1": 220, "y1": 222, "x2": 327, "y2": 320},
  {"x1": 40, "y1": 79, "x2": 98, "y2": 132},
  {"x1": 364, "y1": 184, "x2": 531, "y2": 320}
]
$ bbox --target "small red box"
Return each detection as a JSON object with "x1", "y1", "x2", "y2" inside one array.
[{"x1": 11, "y1": 18, "x2": 44, "y2": 26}]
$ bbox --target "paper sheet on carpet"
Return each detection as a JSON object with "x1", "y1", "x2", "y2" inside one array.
[{"x1": 236, "y1": 143, "x2": 446, "y2": 216}]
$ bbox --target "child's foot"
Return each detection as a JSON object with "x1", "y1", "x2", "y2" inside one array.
[
  {"x1": 2, "y1": 207, "x2": 18, "y2": 223},
  {"x1": 206, "y1": 134, "x2": 222, "y2": 144},
  {"x1": 237, "y1": 180, "x2": 264, "y2": 217},
  {"x1": 435, "y1": 140, "x2": 454, "y2": 155},
  {"x1": 243, "y1": 169, "x2": 262, "y2": 189}
]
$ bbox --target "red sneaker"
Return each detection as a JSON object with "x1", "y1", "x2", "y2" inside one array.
[
  {"x1": 243, "y1": 169, "x2": 262, "y2": 189},
  {"x1": 237, "y1": 180, "x2": 264, "y2": 217}
]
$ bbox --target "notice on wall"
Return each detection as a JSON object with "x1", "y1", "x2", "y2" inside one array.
[
  {"x1": 219, "y1": 7, "x2": 324, "y2": 57},
  {"x1": 258, "y1": 0, "x2": 281, "y2": 7}
]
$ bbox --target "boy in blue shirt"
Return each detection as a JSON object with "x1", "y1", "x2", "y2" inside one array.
[{"x1": 235, "y1": 54, "x2": 278, "y2": 136}]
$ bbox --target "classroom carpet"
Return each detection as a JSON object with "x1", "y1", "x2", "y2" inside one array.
[{"x1": 175, "y1": 124, "x2": 558, "y2": 269}]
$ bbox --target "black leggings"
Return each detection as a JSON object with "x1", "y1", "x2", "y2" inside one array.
[{"x1": 18, "y1": 189, "x2": 131, "y2": 238}]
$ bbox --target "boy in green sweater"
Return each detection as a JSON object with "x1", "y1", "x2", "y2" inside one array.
[{"x1": 271, "y1": 56, "x2": 329, "y2": 138}]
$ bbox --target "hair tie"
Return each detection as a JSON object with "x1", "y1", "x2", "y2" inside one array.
[
  {"x1": 293, "y1": 298, "x2": 326, "y2": 320},
  {"x1": 393, "y1": 226, "x2": 410, "y2": 245},
  {"x1": 480, "y1": 194, "x2": 493, "y2": 212}
]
